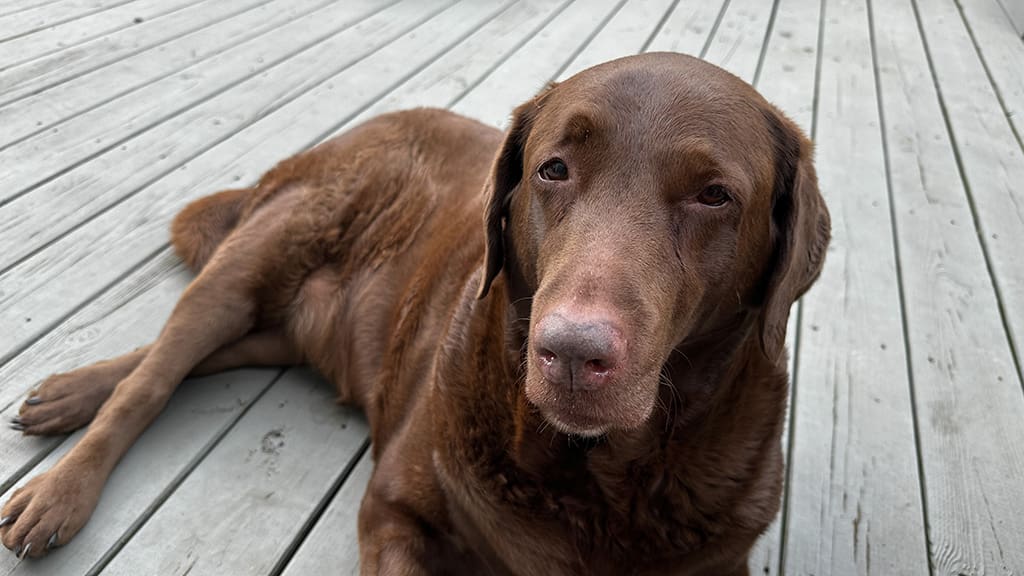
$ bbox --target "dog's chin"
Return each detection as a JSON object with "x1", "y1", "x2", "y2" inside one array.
[
  {"x1": 540, "y1": 410, "x2": 612, "y2": 439},
  {"x1": 524, "y1": 370, "x2": 659, "y2": 438}
]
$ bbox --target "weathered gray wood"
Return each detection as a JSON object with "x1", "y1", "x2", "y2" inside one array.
[
  {"x1": 0, "y1": 0, "x2": 202, "y2": 68},
  {"x1": 98, "y1": 368, "x2": 368, "y2": 576},
  {"x1": 0, "y1": 0, "x2": 63, "y2": 19},
  {"x1": 279, "y1": 451, "x2": 372, "y2": 576},
  {"x1": 0, "y1": 258, "x2": 284, "y2": 576},
  {"x1": 998, "y1": 0, "x2": 1024, "y2": 35},
  {"x1": 0, "y1": 0, "x2": 335, "y2": 149},
  {"x1": 782, "y1": 0, "x2": 930, "y2": 573},
  {"x1": 0, "y1": 251, "x2": 183, "y2": 449},
  {"x1": 0, "y1": 0, "x2": 504, "y2": 366},
  {"x1": 347, "y1": 0, "x2": 573, "y2": 127},
  {"x1": 0, "y1": 0, "x2": 446, "y2": 237},
  {"x1": 557, "y1": 0, "x2": 676, "y2": 80},
  {"x1": 453, "y1": 0, "x2": 626, "y2": 127},
  {"x1": 644, "y1": 0, "x2": 728, "y2": 55},
  {"x1": 0, "y1": 0, "x2": 270, "y2": 107},
  {"x1": 915, "y1": 0, "x2": 1024, "y2": 394},
  {"x1": 874, "y1": 0, "x2": 1024, "y2": 572},
  {"x1": 755, "y1": 0, "x2": 820, "y2": 131},
  {"x1": 0, "y1": 0, "x2": 390, "y2": 244},
  {"x1": 0, "y1": 0, "x2": 135, "y2": 41},
  {"x1": 0, "y1": 364, "x2": 277, "y2": 576},
  {"x1": 953, "y1": 0, "x2": 1024, "y2": 157},
  {"x1": 702, "y1": 0, "x2": 776, "y2": 81}
]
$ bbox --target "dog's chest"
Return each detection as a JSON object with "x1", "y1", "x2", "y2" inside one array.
[{"x1": 438, "y1": 453, "x2": 717, "y2": 576}]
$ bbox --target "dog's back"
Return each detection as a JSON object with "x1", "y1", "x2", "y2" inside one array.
[{"x1": 170, "y1": 108, "x2": 504, "y2": 442}]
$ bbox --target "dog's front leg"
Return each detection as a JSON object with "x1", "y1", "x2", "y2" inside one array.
[
  {"x1": 0, "y1": 221, "x2": 273, "y2": 558},
  {"x1": 356, "y1": 433, "x2": 453, "y2": 576},
  {"x1": 359, "y1": 528, "x2": 433, "y2": 575},
  {"x1": 358, "y1": 490, "x2": 435, "y2": 576}
]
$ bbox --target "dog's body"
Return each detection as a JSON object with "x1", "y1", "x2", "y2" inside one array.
[{"x1": 2, "y1": 53, "x2": 829, "y2": 575}]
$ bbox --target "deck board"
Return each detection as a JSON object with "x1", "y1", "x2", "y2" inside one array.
[
  {"x1": 645, "y1": 0, "x2": 729, "y2": 56},
  {"x1": 0, "y1": 0, "x2": 450, "y2": 364},
  {"x1": 955, "y1": 0, "x2": 1024, "y2": 142},
  {"x1": 452, "y1": 0, "x2": 626, "y2": 127},
  {"x1": 1, "y1": 0, "x2": 1022, "y2": 573},
  {"x1": 0, "y1": 0, "x2": 65, "y2": 20},
  {"x1": 0, "y1": 0, "x2": 330, "y2": 149},
  {"x1": 781, "y1": 0, "x2": 930, "y2": 572},
  {"x1": 279, "y1": 452, "x2": 372, "y2": 576},
  {"x1": 915, "y1": 0, "x2": 1024, "y2": 366},
  {"x1": 0, "y1": 0, "x2": 204, "y2": 69},
  {"x1": 875, "y1": 0, "x2": 1024, "y2": 571},
  {"x1": 0, "y1": 0, "x2": 391, "y2": 260},
  {"x1": 99, "y1": 369, "x2": 367, "y2": 576},
  {"x1": 556, "y1": 0, "x2": 676, "y2": 79},
  {"x1": 0, "y1": 0, "x2": 272, "y2": 108},
  {"x1": 348, "y1": 0, "x2": 573, "y2": 127},
  {"x1": 0, "y1": 0, "x2": 137, "y2": 41}
]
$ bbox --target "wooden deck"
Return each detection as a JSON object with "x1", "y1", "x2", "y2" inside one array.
[{"x1": 0, "y1": 0, "x2": 1022, "y2": 574}]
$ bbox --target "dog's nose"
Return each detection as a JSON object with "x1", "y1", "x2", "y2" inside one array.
[{"x1": 533, "y1": 310, "x2": 626, "y2": 391}]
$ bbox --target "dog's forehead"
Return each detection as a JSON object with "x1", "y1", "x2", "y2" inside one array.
[{"x1": 540, "y1": 54, "x2": 771, "y2": 152}]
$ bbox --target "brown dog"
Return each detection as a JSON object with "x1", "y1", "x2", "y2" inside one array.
[{"x1": 1, "y1": 52, "x2": 829, "y2": 574}]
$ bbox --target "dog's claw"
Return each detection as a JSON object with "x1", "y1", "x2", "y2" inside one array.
[
  {"x1": 10, "y1": 422, "x2": 26, "y2": 432},
  {"x1": 0, "y1": 515, "x2": 12, "y2": 527},
  {"x1": 47, "y1": 533, "x2": 58, "y2": 550},
  {"x1": 18, "y1": 543, "x2": 30, "y2": 559},
  {"x1": 25, "y1": 397, "x2": 42, "y2": 406},
  {"x1": 13, "y1": 544, "x2": 21, "y2": 558}
]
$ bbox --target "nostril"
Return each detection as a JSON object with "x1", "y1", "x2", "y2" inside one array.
[
  {"x1": 538, "y1": 348, "x2": 557, "y2": 365},
  {"x1": 583, "y1": 359, "x2": 611, "y2": 375}
]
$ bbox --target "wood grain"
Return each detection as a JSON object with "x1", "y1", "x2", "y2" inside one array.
[
  {"x1": 782, "y1": 0, "x2": 930, "y2": 572},
  {"x1": 953, "y1": 0, "x2": 1024, "y2": 143},
  {"x1": 0, "y1": 0, "x2": 335, "y2": 149},
  {"x1": 0, "y1": 0, "x2": 390, "y2": 255},
  {"x1": 875, "y1": 0, "x2": 1024, "y2": 571},
  {"x1": 914, "y1": 0, "x2": 1024, "y2": 368},
  {"x1": 0, "y1": 0, "x2": 203, "y2": 69},
  {"x1": 0, "y1": 0, "x2": 135, "y2": 41},
  {"x1": 0, "y1": 0, "x2": 465, "y2": 363},
  {"x1": 558, "y1": 0, "x2": 677, "y2": 79},
  {"x1": 453, "y1": 0, "x2": 627, "y2": 127},
  {"x1": 0, "y1": 0, "x2": 268, "y2": 107},
  {"x1": 99, "y1": 368, "x2": 368, "y2": 576},
  {"x1": 279, "y1": 451, "x2": 373, "y2": 576}
]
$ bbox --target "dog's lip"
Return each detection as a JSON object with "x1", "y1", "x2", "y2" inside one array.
[
  {"x1": 542, "y1": 411, "x2": 609, "y2": 438},
  {"x1": 527, "y1": 382, "x2": 650, "y2": 435},
  {"x1": 534, "y1": 399, "x2": 611, "y2": 437},
  {"x1": 525, "y1": 361, "x2": 663, "y2": 435}
]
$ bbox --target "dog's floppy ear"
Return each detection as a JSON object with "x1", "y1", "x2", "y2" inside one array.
[
  {"x1": 759, "y1": 109, "x2": 831, "y2": 359},
  {"x1": 477, "y1": 98, "x2": 542, "y2": 299}
]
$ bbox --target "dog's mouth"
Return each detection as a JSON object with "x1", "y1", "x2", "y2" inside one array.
[{"x1": 524, "y1": 366, "x2": 661, "y2": 438}]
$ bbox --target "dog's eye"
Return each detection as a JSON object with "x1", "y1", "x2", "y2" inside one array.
[
  {"x1": 697, "y1": 185, "x2": 730, "y2": 207},
  {"x1": 538, "y1": 159, "x2": 569, "y2": 181}
]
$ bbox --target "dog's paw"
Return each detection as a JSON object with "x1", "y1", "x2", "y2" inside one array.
[
  {"x1": 0, "y1": 466, "x2": 102, "y2": 558},
  {"x1": 11, "y1": 368, "x2": 120, "y2": 436}
]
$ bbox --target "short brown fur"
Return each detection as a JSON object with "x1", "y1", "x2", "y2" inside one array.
[{"x1": 2, "y1": 53, "x2": 829, "y2": 574}]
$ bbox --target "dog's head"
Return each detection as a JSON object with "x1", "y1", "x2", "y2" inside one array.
[{"x1": 478, "y1": 53, "x2": 830, "y2": 437}]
